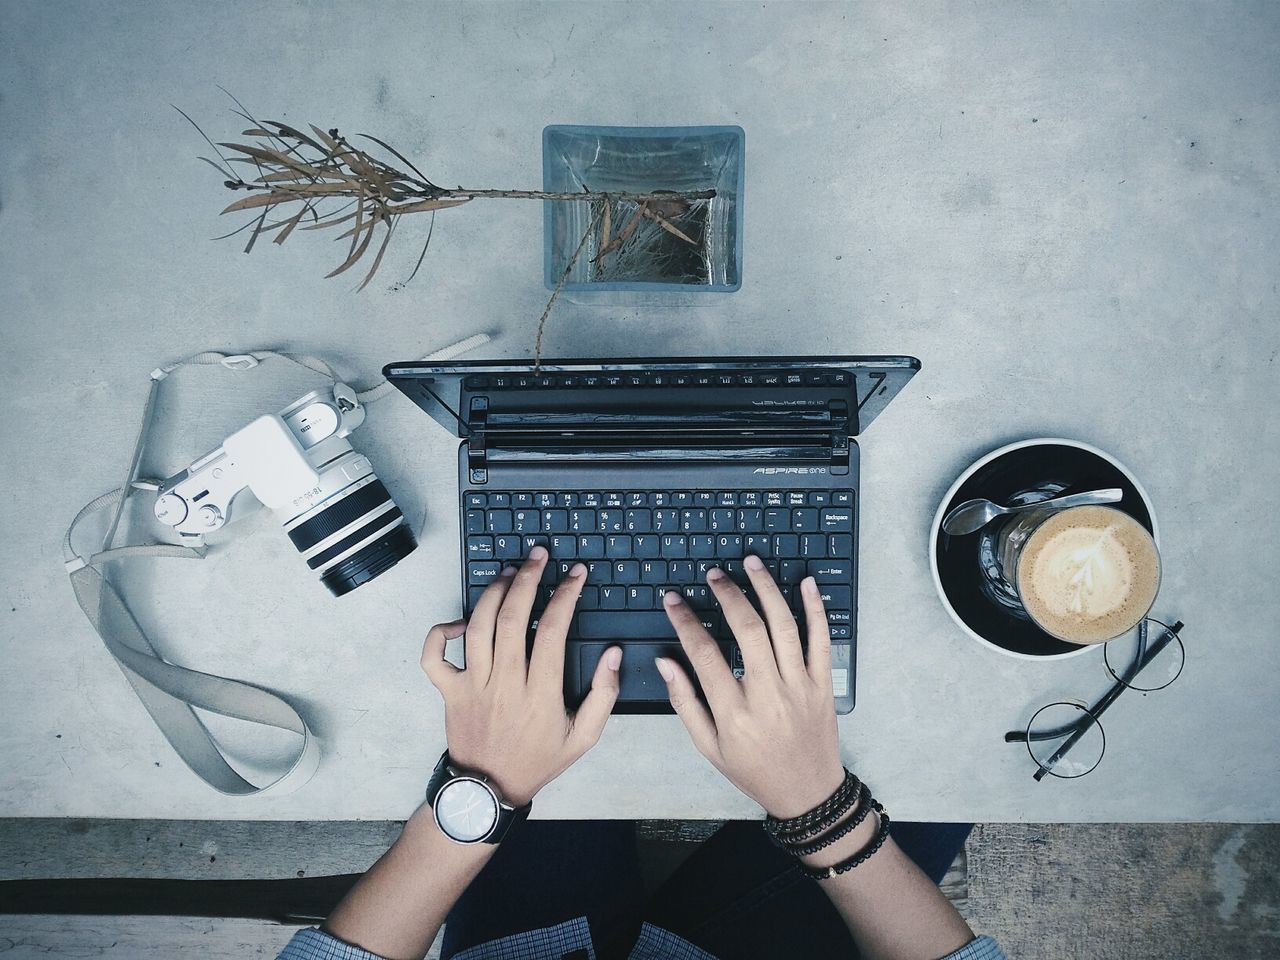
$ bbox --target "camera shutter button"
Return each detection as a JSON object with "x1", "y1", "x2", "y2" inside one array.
[{"x1": 197, "y1": 504, "x2": 224, "y2": 529}]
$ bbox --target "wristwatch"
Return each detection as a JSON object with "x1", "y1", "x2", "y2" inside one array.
[{"x1": 425, "y1": 751, "x2": 531, "y2": 844}]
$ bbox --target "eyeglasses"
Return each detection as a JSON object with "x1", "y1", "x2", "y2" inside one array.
[{"x1": 1005, "y1": 618, "x2": 1186, "y2": 780}]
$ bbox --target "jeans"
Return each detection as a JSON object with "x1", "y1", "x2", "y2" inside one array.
[{"x1": 443, "y1": 819, "x2": 971, "y2": 960}]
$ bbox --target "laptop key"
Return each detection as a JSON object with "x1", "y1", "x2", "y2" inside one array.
[
  {"x1": 466, "y1": 493, "x2": 487, "y2": 508},
  {"x1": 543, "y1": 509, "x2": 569, "y2": 533},
  {"x1": 550, "y1": 535, "x2": 576, "y2": 559},
  {"x1": 578, "y1": 586, "x2": 600, "y2": 609},
  {"x1": 577, "y1": 612, "x2": 680, "y2": 639},
  {"x1": 465, "y1": 510, "x2": 485, "y2": 534},
  {"x1": 487, "y1": 511, "x2": 513, "y2": 533},
  {"x1": 800, "y1": 534, "x2": 827, "y2": 558},
  {"x1": 641, "y1": 560, "x2": 667, "y2": 584},
  {"x1": 626, "y1": 509, "x2": 652, "y2": 532},
  {"x1": 737, "y1": 509, "x2": 764, "y2": 532},
  {"x1": 681, "y1": 509, "x2": 708, "y2": 532},
  {"x1": 599, "y1": 585, "x2": 626, "y2": 609},
  {"x1": 778, "y1": 559, "x2": 806, "y2": 584},
  {"x1": 467, "y1": 536, "x2": 495, "y2": 560},
  {"x1": 514, "y1": 510, "x2": 541, "y2": 533},
  {"x1": 627, "y1": 586, "x2": 654, "y2": 609},
  {"x1": 653, "y1": 509, "x2": 679, "y2": 532},
  {"x1": 791, "y1": 509, "x2": 818, "y2": 532},
  {"x1": 661, "y1": 535, "x2": 689, "y2": 558},
  {"x1": 468, "y1": 561, "x2": 501, "y2": 583},
  {"x1": 570, "y1": 509, "x2": 595, "y2": 532},
  {"x1": 773, "y1": 534, "x2": 800, "y2": 557},
  {"x1": 829, "y1": 534, "x2": 853, "y2": 556},
  {"x1": 606, "y1": 535, "x2": 633, "y2": 558},
  {"x1": 523, "y1": 535, "x2": 549, "y2": 554},
  {"x1": 716, "y1": 534, "x2": 743, "y2": 557},
  {"x1": 710, "y1": 509, "x2": 735, "y2": 531},
  {"x1": 808, "y1": 558, "x2": 852, "y2": 581},
  {"x1": 744, "y1": 534, "x2": 771, "y2": 557},
  {"x1": 599, "y1": 509, "x2": 624, "y2": 533},
  {"x1": 818, "y1": 586, "x2": 853, "y2": 609},
  {"x1": 821, "y1": 508, "x2": 854, "y2": 532},
  {"x1": 690, "y1": 535, "x2": 716, "y2": 558},
  {"x1": 579, "y1": 536, "x2": 605, "y2": 558},
  {"x1": 633, "y1": 534, "x2": 660, "y2": 558},
  {"x1": 613, "y1": 560, "x2": 639, "y2": 583},
  {"x1": 494, "y1": 535, "x2": 521, "y2": 560},
  {"x1": 667, "y1": 560, "x2": 694, "y2": 584},
  {"x1": 764, "y1": 509, "x2": 788, "y2": 531},
  {"x1": 587, "y1": 560, "x2": 612, "y2": 584}
]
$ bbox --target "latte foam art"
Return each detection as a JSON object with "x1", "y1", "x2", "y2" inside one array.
[
  {"x1": 1015, "y1": 505, "x2": 1160, "y2": 644},
  {"x1": 1028, "y1": 525, "x2": 1133, "y2": 619}
]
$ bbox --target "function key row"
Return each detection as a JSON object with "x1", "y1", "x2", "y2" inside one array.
[
  {"x1": 465, "y1": 490, "x2": 854, "y2": 509},
  {"x1": 463, "y1": 371, "x2": 853, "y2": 390}
]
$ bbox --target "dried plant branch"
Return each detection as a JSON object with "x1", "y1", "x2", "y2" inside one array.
[
  {"x1": 534, "y1": 205, "x2": 606, "y2": 373},
  {"x1": 184, "y1": 103, "x2": 716, "y2": 290}
]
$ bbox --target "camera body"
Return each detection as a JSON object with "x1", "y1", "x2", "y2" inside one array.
[{"x1": 154, "y1": 383, "x2": 416, "y2": 595}]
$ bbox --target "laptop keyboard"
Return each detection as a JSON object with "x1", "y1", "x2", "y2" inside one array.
[{"x1": 463, "y1": 489, "x2": 855, "y2": 659}]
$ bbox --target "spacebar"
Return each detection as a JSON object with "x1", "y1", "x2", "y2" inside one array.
[{"x1": 577, "y1": 611, "x2": 678, "y2": 639}]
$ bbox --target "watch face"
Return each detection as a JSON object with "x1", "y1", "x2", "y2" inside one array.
[{"x1": 434, "y1": 777, "x2": 500, "y2": 843}]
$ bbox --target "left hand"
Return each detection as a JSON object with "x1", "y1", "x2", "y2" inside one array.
[{"x1": 419, "y1": 546, "x2": 622, "y2": 806}]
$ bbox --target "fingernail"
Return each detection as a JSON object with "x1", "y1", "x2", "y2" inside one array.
[
  {"x1": 706, "y1": 566, "x2": 725, "y2": 581},
  {"x1": 606, "y1": 647, "x2": 623, "y2": 670},
  {"x1": 654, "y1": 657, "x2": 674, "y2": 682},
  {"x1": 443, "y1": 620, "x2": 467, "y2": 639},
  {"x1": 744, "y1": 554, "x2": 765, "y2": 571},
  {"x1": 569, "y1": 562, "x2": 587, "y2": 579},
  {"x1": 501, "y1": 565, "x2": 519, "y2": 576},
  {"x1": 529, "y1": 545, "x2": 548, "y2": 561},
  {"x1": 801, "y1": 576, "x2": 818, "y2": 596},
  {"x1": 662, "y1": 589, "x2": 682, "y2": 607}
]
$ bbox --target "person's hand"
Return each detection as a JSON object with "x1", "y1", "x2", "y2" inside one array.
[
  {"x1": 656, "y1": 555, "x2": 845, "y2": 819},
  {"x1": 419, "y1": 546, "x2": 622, "y2": 806}
]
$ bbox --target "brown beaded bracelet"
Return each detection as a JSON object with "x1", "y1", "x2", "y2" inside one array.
[
  {"x1": 799, "y1": 806, "x2": 892, "y2": 881},
  {"x1": 787, "y1": 786, "x2": 879, "y2": 858},
  {"x1": 763, "y1": 769, "x2": 861, "y2": 842}
]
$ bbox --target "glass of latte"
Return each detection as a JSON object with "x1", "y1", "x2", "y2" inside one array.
[{"x1": 995, "y1": 505, "x2": 1161, "y2": 645}]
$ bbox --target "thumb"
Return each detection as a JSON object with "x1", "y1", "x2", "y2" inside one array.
[{"x1": 570, "y1": 646, "x2": 622, "y2": 754}]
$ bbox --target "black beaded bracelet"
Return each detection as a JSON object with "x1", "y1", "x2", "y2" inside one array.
[
  {"x1": 763, "y1": 769, "x2": 861, "y2": 842},
  {"x1": 788, "y1": 786, "x2": 879, "y2": 858},
  {"x1": 800, "y1": 806, "x2": 892, "y2": 881}
]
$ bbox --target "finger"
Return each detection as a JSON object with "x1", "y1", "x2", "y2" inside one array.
[
  {"x1": 570, "y1": 645, "x2": 622, "y2": 754},
  {"x1": 493, "y1": 546, "x2": 549, "y2": 679},
  {"x1": 743, "y1": 554, "x2": 806, "y2": 680},
  {"x1": 465, "y1": 566, "x2": 518, "y2": 683},
  {"x1": 661, "y1": 589, "x2": 740, "y2": 710},
  {"x1": 800, "y1": 576, "x2": 833, "y2": 686},
  {"x1": 421, "y1": 619, "x2": 467, "y2": 689},
  {"x1": 529, "y1": 561, "x2": 587, "y2": 688},
  {"x1": 655, "y1": 655, "x2": 721, "y2": 763},
  {"x1": 705, "y1": 567, "x2": 778, "y2": 681}
]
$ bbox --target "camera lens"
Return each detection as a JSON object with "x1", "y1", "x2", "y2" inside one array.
[{"x1": 282, "y1": 452, "x2": 416, "y2": 595}]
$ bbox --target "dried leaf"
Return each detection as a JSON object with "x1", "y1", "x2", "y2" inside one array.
[
  {"x1": 241, "y1": 128, "x2": 273, "y2": 137},
  {"x1": 273, "y1": 204, "x2": 310, "y2": 245},
  {"x1": 219, "y1": 142, "x2": 331, "y2": 178},
  {"x1": 221, "y1": 191, "x2": 293, "y2": 214},
  {"x1": 310, "y1": 125, "x2": 341, "y2": 153},
  {"x1": 357, "y1": 133, "x2": 437, "y2": 189},
  {"x1": 357, "y1": 219, "x2": 397, "y2": 291},
  {"x1": 601, "y1": 200, "x2": 612, "y2": 252},
  {"x1": 642, "y1": 207, "x2": 697, "y2": 245},
  {"x1": 300, "y1": 209, "x2": 361, "y2": 231},
  {"x1": 326, "y1": 212, "x2": 379, "y2": 278},
  {"x1": 616, "y1": 205, "x2": 645, "y2": 245},
  {"x1": 244, "y1": 207, "x2": 271, "y2": 254},
  {"x1": 405, "y1": 210, "x2": 436, "y2": 283},
  {"x1": 389, "y1": 197, "x2": 470, "y2": 214},
  {"x1": 335, "y1": 217, "x2": 381, "y2": 241}
]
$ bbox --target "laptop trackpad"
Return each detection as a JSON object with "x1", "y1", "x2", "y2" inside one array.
[{"x1": 579, "y1": 642, "x2": 684, "y2": 702}]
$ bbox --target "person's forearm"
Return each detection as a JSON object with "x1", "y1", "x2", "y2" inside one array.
[
  {"x1": 801, "y1": 801, "x2": 974, "y2": 960},
  {"x1": 324, "y1": 804, "x2": 494, "y2": 960}
]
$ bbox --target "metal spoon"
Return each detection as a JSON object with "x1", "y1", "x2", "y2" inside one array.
[{"x1": 942, "y1": 488, "x2": 1124, "y2": 536}]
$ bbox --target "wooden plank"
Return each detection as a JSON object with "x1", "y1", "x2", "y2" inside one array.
[
  {"x1": 0, "y1": 819, "x2": 403, "y2": 881},
  {"x1": 0, "y1": 916, "x2": 444, "y2": 959}
]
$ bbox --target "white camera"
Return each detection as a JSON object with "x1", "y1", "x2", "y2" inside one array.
[{"x1": 153, "y1": 383, "x2": 416, "y2": 595}]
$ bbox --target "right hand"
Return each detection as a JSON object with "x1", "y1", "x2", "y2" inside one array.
[{"x1": 656, "y1": 555, "x2": 846, "y2": 819}]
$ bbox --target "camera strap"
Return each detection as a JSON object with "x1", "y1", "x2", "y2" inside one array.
[{"x1": 63, "y1": 336, "x2": 490, "y2": 797}]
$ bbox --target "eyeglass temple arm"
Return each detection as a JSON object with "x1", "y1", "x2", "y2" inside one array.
[{"x1": 1005, "y1": 621, "x2": 1184, "y2": 780}]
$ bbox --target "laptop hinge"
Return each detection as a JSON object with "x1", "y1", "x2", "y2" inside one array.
[{"x1": 468, "y1": 397, "x2": 489, "y2": 484}]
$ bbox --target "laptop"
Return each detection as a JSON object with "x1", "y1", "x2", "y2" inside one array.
[{"x1": 385, "y1": 357, "x2": 919, "y2": 714}]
